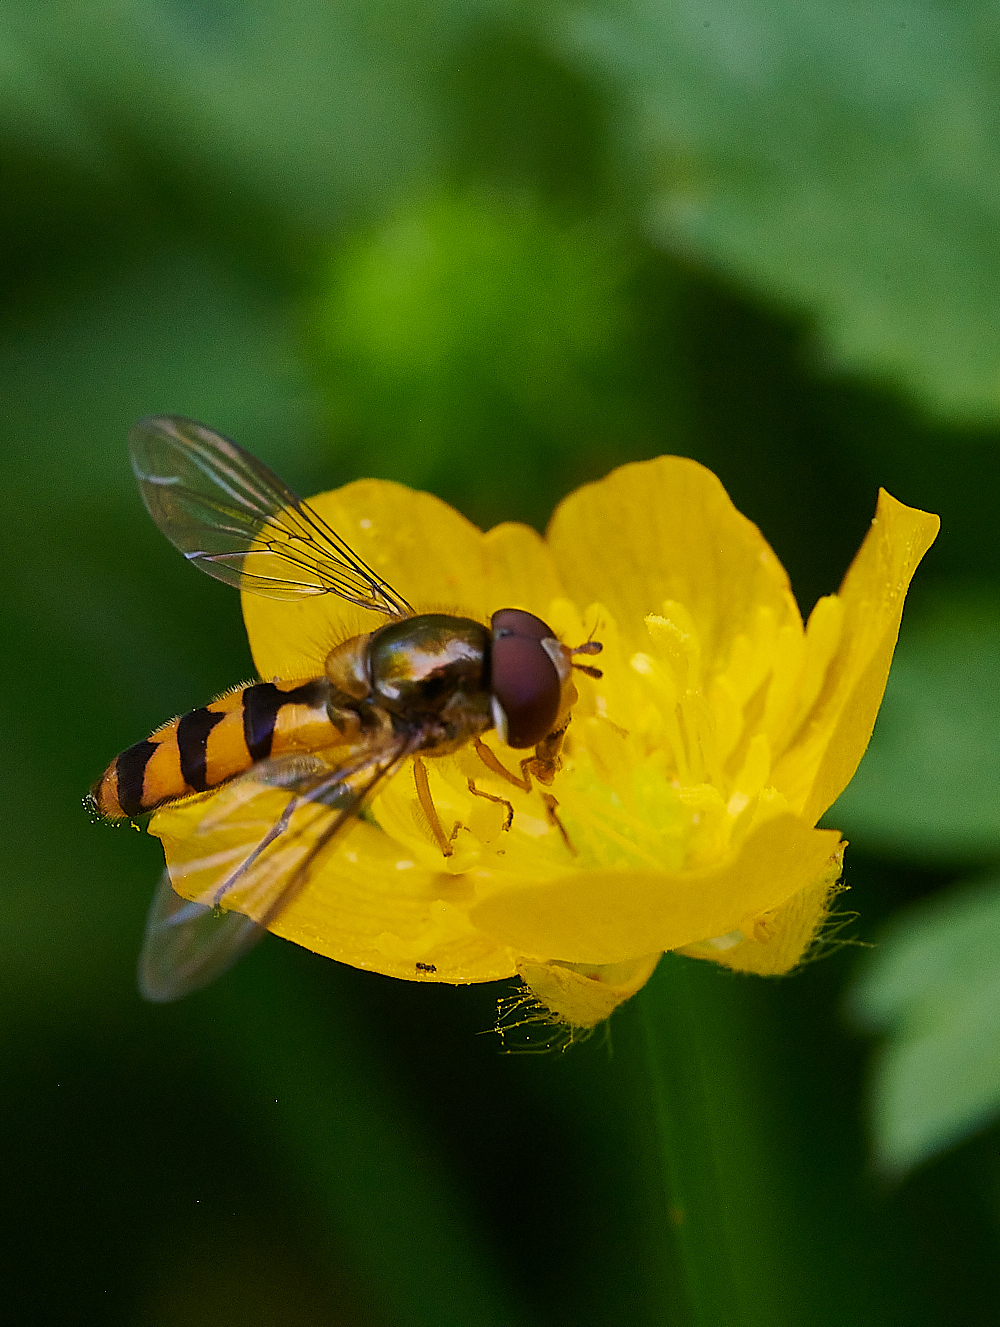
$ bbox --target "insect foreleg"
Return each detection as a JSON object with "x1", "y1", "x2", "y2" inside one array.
[
  {"x1": 473, "y1": 737, "x2": 533, "y2": 792},
  {"x1": 473, "y1": 726, "x2": 567, "y2": 792}
]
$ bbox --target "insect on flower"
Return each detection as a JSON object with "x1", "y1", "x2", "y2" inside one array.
[{"x1": 89, "y1": 417, "x2": 603, "y2": 1001}]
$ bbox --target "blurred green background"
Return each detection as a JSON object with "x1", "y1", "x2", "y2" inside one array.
[{"x1": 5, "y1": 2, "x2": 1000, "y2": 1324}]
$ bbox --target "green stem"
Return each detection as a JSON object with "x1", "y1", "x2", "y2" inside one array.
[{"x1": 629, "y1": 958, "x2": 741, "y2": 1327}]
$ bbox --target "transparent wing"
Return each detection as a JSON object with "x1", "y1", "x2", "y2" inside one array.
[
  {"x1": 129, "y1": 414, "x2": 412, "y2": 613},
  {"x1": 138, "y1": 873, "x2": 267, "y2": 1002},
  {"x1": 137, "y1": 739, "x2": 416, "y2": 1001}
]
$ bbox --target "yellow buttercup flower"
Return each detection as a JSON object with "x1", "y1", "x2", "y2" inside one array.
[{"x1": 151, "y1": 457, "x2": 938, "y2": 1027}]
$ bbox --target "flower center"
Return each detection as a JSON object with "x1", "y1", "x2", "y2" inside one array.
[{"x1": 363, "y1": 589, "x2": 843, "y2": 882}]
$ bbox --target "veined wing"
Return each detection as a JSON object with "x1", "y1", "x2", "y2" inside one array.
[
  {"x1": 129, "y1": 415, "x2": 411, "y2": 614},
  {"x1": 138, "y1": 874, "x2": 268, "y2": 1003},
  {"x1": 137, "y1": 738, "x2": 416, "y2": 1001}
]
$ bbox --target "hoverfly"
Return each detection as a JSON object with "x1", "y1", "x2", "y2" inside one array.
[{"x1": 90, "y1": 417, "x2": 602, "y2": 1001}]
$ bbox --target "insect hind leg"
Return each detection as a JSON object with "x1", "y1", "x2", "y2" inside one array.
[
  {"x1": 210, "y1": 796, "x2": 299, "y2": 909},
  {"x1": 203, "y1": 754, "x2": 363, "y2": 913}
]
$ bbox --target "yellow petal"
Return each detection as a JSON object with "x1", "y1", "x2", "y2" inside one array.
[
  {"x1": 545, "y1": 456, "x2": 800, "y2": 668},
  {"x1": 517, "y1": 953, "x2": 663, "y2": 1029},
  {"x1": 677, "y1": 841, "x2": 846, "y2": 974},
  {"x1": 772, "y1": 491, "x2": 939, "y2": 822},
  {"x1": 242, "y1": 478, "x2": 493, "y2": 681},
  {"x1": 468, "y1": 814, "x2": 841, "y2": 964},
  {"x1": 482, "y1": 520, "x2": 566, "y2": 616},
  {"x1": 266, "y1": 821, "x2": 517, "y2": 983},
  {"x1": 151, "y1": 797, "x2": 517, "y2": 984}
]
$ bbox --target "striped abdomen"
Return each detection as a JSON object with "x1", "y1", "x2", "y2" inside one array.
[{"x1": 91, "y1": 677, "x2": 351, "y2": 819}]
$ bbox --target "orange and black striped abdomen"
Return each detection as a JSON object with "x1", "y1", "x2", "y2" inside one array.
[{"x1": 92, "y1": 677, "x2": 341, "y2": 819}]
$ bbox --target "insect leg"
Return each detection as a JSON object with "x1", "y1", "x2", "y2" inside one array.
[
  {"x1": 471, "y1": 735, "x2": 575, "y2": 852},
  {"x1": 473, "y1": 727, "x2": 568, "y2": 791},
  {"x1": 472, "y1": 737, "x2": 533, "y2": 792},
  {"x1": 540, "y1": 793, "x2": 576, "y2": 856},
  {"x1": 413, "y1": 756, "x2": 460, "y2": 858},
  {"x1": 210, "y1": 795, "x2": 299, "y2": 908},
  {"x1": 466, "y1": 778, "x2": 514, "y2": 831},
  {"x1": 255, "y1": 741, "x2": 420, "y2": 930},
  {"x1": 199, "y1": 747, "x2": 392, "y2": 916}
]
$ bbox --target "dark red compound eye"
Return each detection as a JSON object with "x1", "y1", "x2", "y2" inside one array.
[{"x1": 490, "y1": 609, "x2": 562, "y2": 749}]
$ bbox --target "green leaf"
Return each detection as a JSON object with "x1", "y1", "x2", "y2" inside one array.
[
  {"x1": 829, "y1": 592, "x2": 1000, "y2": 863},
  {"x1": 4, "y1": 0, "x2": 492, "y2": 227},
  {"x1": 550, "y1": 0, "x2": 1000, "y2": 421},
  {"x1": 0, "y1": 15, "x2": 112, "y2": 170},
  {"x1": 848, "y1": 875, "x2": 1000, "y2": 1172}
]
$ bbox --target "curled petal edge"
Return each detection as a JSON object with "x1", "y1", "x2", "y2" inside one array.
[
  {"x1": 517, "y1": 953, "x2": 663, "y2": 1030},
  {"x1": 776, "y1": 490, "x2": 939, "y2": 822},
  {"x1": 469, "y1": 814, "x2": 842, "y2": 966},
  {"x1": 677, "y1": 841, "x2": 847, "y2": 975}
]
